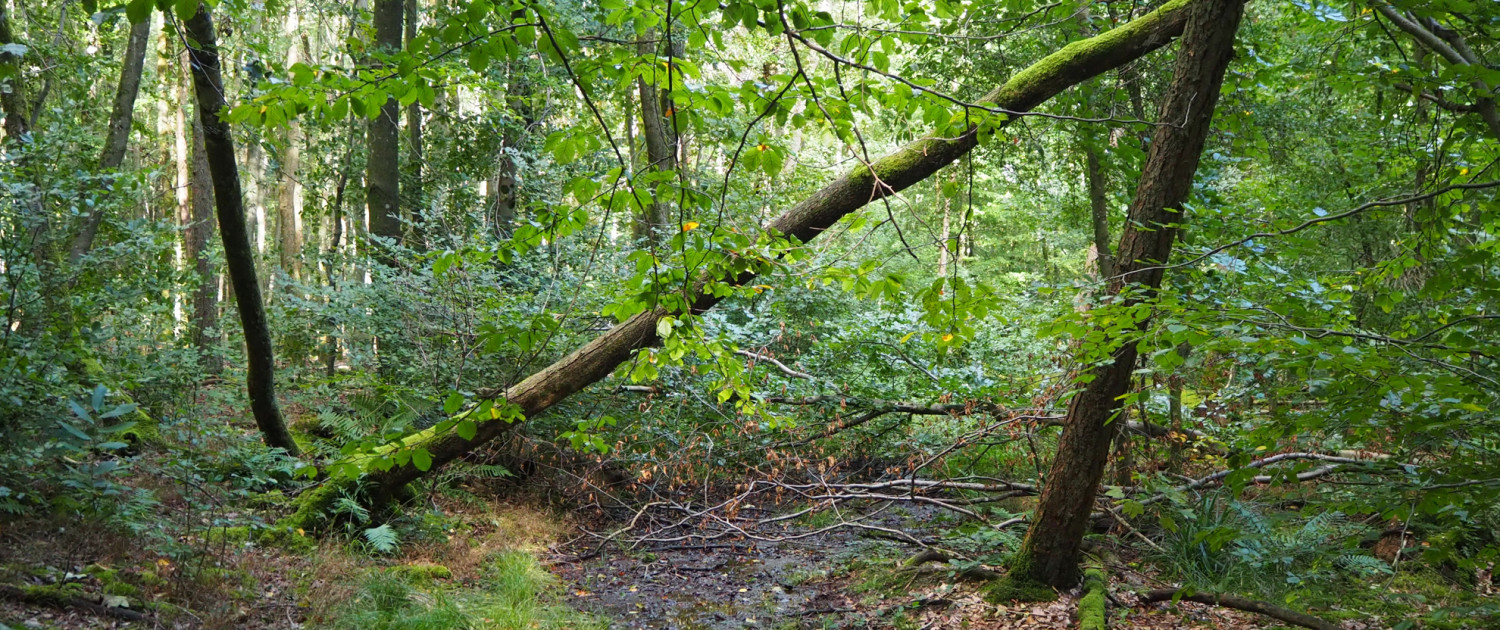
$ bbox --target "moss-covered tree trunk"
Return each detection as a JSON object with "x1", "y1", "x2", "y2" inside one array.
[
  {"x1": 991, "y1": 0, "x2": 1243, "y2": 598},
  {"x1": 286, "y1": 0, "x2": 1204, "y2": 524},
  {"x1": 182, "y1": 2, "x2": 300, "y2": 456}
]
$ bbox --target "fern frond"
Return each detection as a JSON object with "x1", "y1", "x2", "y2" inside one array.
[{"x1": 364, "y1": 524, "x2": 400, "y2": 553}]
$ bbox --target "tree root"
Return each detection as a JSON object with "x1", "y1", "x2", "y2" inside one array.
[{"x1": 1141, "y1": 588, "x2": 1341, "y2": 630}]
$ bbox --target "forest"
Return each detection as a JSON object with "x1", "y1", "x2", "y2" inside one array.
[{"x1": 1, "y1": 0, "x2": 1498, "y2": 628}]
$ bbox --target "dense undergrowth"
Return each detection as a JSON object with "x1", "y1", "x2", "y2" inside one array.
[{"x1": 5, "y1": 0, "x2": 1500, "y2": 628}]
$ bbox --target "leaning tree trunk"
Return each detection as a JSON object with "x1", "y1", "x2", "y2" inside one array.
[
  {"x1": 991, "y1": 0, "x2": 1243, "y2": 598},
  {"x1": 68, "y1": 16, "x2": 152, "y2": 263},
  {"x1": 366, "y1": 0, "x2": 403, "y2": 261},
  {"x1": 283, "y1": 0, "x2": 1203, "y2": 525},
  {"x1": 182, "y1": 2, "x2": 300, "y2": 455}
]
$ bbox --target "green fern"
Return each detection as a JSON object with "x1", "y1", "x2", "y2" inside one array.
[{"x1": 364, "y1": 524, "x2": 400, "y2": 554}]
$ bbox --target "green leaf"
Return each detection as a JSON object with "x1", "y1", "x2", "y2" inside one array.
[
  {"x1": 126, "y1": 0, "x2": 153, "y2": 24},
  {"x1": 412, "y1": 448, "x2": 432, "y2": 471},
  {"x1": 456, "y1": 420, "x2": 477, "y2": 441},
  {"x1": 174, "y1": 0, "x2": 198, "y2": 22},
  {"x1": 443, "y1": 391, "x2": 464, "y2": 415}
]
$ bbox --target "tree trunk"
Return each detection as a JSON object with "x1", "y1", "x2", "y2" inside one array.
[
  {"x1": 403, "y1": 0, "x2": 424, "y2": 246},
  {"x1": 68, "y1": 17, "x2": 152, "y2": 262},
  {"x1": 275, "y1": 8, "x2": 304, "y2": 279},
  {"x1": 491, "y1": 56, "x2": 533, "y2": 238},
  {"x1": 366, "y1": 0, "x2": 403, "y2": 259},
  {"x1": 1084, "y1": 140, "x2": 1113, "y2": 279},
  {"x1": 0, "y1": 5, "x2": 29, "y2": 141},
  {"x1": 994, "y1": 0, "x2": 1242, "y2": 596},
  {"x1": 182, "y1": 2, "x2": 300, "y2": 455},
  {"x1": 634, "y1": 36, "x2": 678, "y2": 244},
  {"x1": 187, "y1": 81, "x2": 220, "y2": 374}
]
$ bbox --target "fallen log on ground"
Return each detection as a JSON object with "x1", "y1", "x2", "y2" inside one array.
[
  {"x1": 279, "y1": 0, "x2": 1204, "y2": 529},
  {"x1": 0, "y1": 583, "x2": 148, "y2": 623},
  {"x1": 1140, "y1": 588, "x2": 1341, "y2": 630}
]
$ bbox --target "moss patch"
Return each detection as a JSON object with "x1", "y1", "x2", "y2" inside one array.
[
  {"x1": 1077, "y1": 567, "x2": 1107, "y2": 630},
  {"x1": 983, "y1": 572, "x2": 1058, "y2": 603}
]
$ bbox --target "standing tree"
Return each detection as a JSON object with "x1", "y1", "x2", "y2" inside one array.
[
  {"x1": 181, "y1": 2, "x2": 300, "y2": 455},
  {"x1": 68, "y1": 16, "x2": 152, "y2": 262},
  {"x1": 989, "y1": 0, "x2": 1244, "y2": 598},
  {"x1": 366, "y1": 0, "x2": 403, "y2": 259}
]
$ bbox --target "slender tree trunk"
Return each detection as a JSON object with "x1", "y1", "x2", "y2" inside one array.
[
  {"x1": 277, "y1": 121, "x2": 303, "y2": 279},
  {"x1": 491, "y1": 56, "x2": 532, "y2": 238},
  {"x1": 995, "y1": 0, "x2": 1242, "y2": 595},
  {"x1": 937, "y1": 174, "x2": 951, "y2": 276},
  {"x1": 274, "y1": 0, "x2": 1206, "y2": 518},
  {"x1": 403, "y1": 0, "x2": 424, "y2": 246},
  {"x1": 1084, "y1": 140, "x2": 1114, "y2": 279},
  {"x1": 182, "y1": 2, "x2": 300, "y2": 455},
  {"x1": 68, "y1": 17, "x2": 151, "y2": 262},
  {"x1": 187, "y1": 82, "x2": 220, "y2": 374},
  {"x1": 634, "y1": 36, "x2": 677, "y2": 243},
  {"x1": 366, "y1": 0, "x2": 403, "y2": 260}
]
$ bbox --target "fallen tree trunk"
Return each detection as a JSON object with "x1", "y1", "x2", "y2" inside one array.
[
  {"x1": 1140, "y1": 588, "x2": 1341, "y2": 630},
  {"x1": 285, "y1": 0, "x2": 1202, "y2": 525}
]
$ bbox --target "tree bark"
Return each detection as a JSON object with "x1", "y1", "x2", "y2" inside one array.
[
  {"x1": 182, "y1": 2, "x2": 300, "y2": 455},
  {"x1": 68, "y1": 17, "x2": 152, "y2": 262},
  {"x1": 997, "y1": 0, "x2": 1242, "y2": 594},
  {"x1": 1084, "y1": 140, "x2": 1113, "y2": 279},
  {"x1": 403, "y1": 0, "x2": 424, "y2": 246},
  {"x1": 187, "y1": 77, "x2": 219, "y2": 374},
  {"x1": 366, "y1": 0, "x2": 403, "y2": 259},
  {"x1": 291, "y1": 0, "x2": 1204, "y2": 517},
  {"x1": 633, "y1": 35, "x2": 678, "y2": 244},
  {"x1": 0, "y1": 5, "x2": 30, "y2": 141}
]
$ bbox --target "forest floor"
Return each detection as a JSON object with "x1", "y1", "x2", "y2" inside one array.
[
  {"x1": 553, "y1": 503, "x2": 1290, "y2": 630},
  {"x1": 0, "y1": 481, "x2": 1307, "y2": 630}
]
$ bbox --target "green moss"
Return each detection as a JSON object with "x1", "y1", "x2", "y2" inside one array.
[
  {"x1": 1077, "y1": 567, "x2": 1107, "y2": 630},
  {"x1": 247, "y1": 489, "x2": 288, "y2": 509},
  {"x1": 205, "y1": 525, "x2": 253, "y2": 546},
  {"x1": 79, "y1": 357, "x2": 159, "y2": 444},
  {"x1": 84, "y1": 564, "x2": 141, "y2": 598},
  {"x1": 276, "y1": 479, "x2": 351, "y2": 532},
  {"x1": 387, "y1": 562, "x2": 452, "y2": 583},
  {"x1": 983, "y1": 573, "x2": 1058, "y2": 603},
  {"x1": 258, "y1": 525, "x2": 318, "y2": 554}
]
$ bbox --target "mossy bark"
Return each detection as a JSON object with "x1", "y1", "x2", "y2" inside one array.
[{"x1": 289, "y1": 0, "x2": 1203, "y2": 526}]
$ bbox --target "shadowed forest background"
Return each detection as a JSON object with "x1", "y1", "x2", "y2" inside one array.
[{"x1": 2, "y1": 0, "x2": 1499, "y2": 628}]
